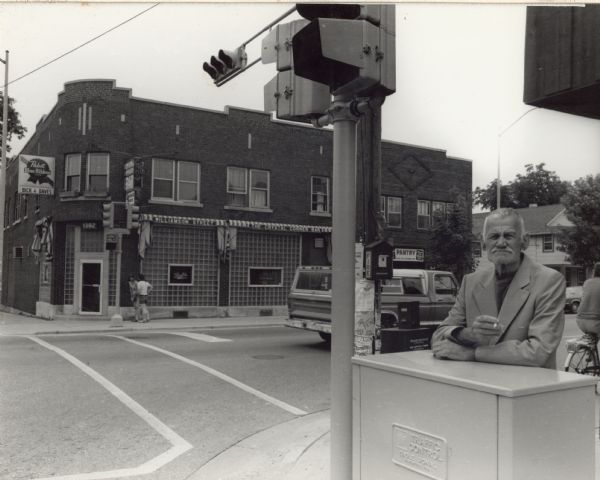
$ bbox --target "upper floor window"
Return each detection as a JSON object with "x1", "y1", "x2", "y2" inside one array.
[
  {"x1": 64, "y1": 154, "x2": 81, "y2": 192},
  {"x1": 87, "y1": 153, "x2": 109, "y2": 192},
  {"x1": 432, "y1": 201, "x2": 446, "y2": 220},
  {"x1": 178, "y1": 161, "x2": 200, "y2": 202},
  {"x1": 152, "y1": 158, "x2": 200, "y2": 203},
  {"x1": 227, "y1": 167, "x2": 270, "y2": 209},
  {"x1": 382, "y1": 195, "x2": 402, "y2": 228},
  {"x1": 152, "y1": 158, "x2": 174, "y2": 199},
  {"x1": 542, "y1": 234, "x2": 554, "y2": 252},
  {"x1": 417, "y1": 200, "x2": 431, "y2": 229},
  {"x1": 311, "y1": 176, "x2": 330, "y2": 213}
]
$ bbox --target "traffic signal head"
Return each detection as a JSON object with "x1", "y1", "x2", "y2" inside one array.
[
  {"x1": 261, "y1": 19, "x2": 309, "y2": 71},
  {"x1": 127, "y1": 205, "x2": 140, "y2": 230},
  {"x1": 292, "y1": 4, "x2": 396, "y2": 98},
  {"x1": 102, "y1": 202, "x2": 113, "y2": 229},
  {"x1": 264, "y1": 70, "x2": 331, "y2": 122},
  {"x1": 203, "y1": 47, "x2": 247, "y2": 84}
]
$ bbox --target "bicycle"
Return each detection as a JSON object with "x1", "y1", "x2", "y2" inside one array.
[{"x1": 564, "y1": 333, "x2": 600, "y2": 376}]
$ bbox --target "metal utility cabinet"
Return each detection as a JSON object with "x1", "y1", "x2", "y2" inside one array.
[{"x1": 352, "y1": 350, "x2": 597, "y2": 480}]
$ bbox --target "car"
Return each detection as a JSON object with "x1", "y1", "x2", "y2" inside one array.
[{"x1": 565, "y1": 285, "x2": 583, "y2": 314}]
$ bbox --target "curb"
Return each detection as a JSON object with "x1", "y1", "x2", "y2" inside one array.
[
  {"x1": 189, "y1": 410, "x2": 330, "y2": 480},
  {"x1": 23, "y1": 322, "x2": 287, "y2": 336}
]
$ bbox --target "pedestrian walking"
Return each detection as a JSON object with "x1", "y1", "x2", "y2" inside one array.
[
  {"x1": 128, "y1": 275, "x2": 139, "y2": 322},
  {"x1": 136, "y1": 274, "x2": 153, "y2": 323}
]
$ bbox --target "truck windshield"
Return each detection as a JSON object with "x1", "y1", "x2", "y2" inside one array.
[
  {"x1": 381, "y1": 277, "x2": 425, "y2": 295},
  {"x1": 296, "y1": 271, "x2": 332, "y2": 291}
]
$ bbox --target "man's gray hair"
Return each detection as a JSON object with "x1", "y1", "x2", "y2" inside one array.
[{"x1": 482, "y1": 208, "x2": 527, "y2": 241}]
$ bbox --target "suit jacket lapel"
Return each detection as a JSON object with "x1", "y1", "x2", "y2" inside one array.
[
  {"x1": 473, "y1": 269, "x2": 498, "y2": 319},
  {"x1": 494, "y1": 255, "x2": 532, "y2": 344}
]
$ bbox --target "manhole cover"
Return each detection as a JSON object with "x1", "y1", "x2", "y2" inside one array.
[{"x1": 251, "y1": 354, "x2": 284, "y2": 360}]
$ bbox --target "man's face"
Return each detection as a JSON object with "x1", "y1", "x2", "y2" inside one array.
[{"x1": 484, "y1": 215, "x2": 528, "y2": 271}]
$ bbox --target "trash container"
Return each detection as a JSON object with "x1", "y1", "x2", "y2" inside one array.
[
  {"x1": 397, "y1": 301, "x2": 420, "y2": 328},
  {"x1": 380, "y1": 326, "x2": 436, "y2": 353}
]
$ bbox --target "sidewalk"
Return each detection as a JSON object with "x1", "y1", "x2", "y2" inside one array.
[
  {"x1": 1, "y1": 308, "x2": 599, "y2": 479},
  {"x1": 0, "y1": 308, "x2": 287, "y2": 336}
]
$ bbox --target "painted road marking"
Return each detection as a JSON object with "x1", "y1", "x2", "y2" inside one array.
[
  {"x1": 168, "y1": 332, "x2": 232, "y2": 342},
  {"x1": 110, "y1": 335, "x2": 308, "y2": 417},
  {"x1": 25, "y1": 336, "x2": 192, "y2": 480}
]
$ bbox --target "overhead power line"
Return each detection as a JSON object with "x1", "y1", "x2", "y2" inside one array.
[{"x1": 8, "y1": 3, "x2": 160, "y2": 86}]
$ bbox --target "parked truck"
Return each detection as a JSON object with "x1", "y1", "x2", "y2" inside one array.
[{"x1": 286, "y1": 266, "x2": 459, "y2": 342}]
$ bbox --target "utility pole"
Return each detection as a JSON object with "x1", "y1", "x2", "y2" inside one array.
[{"x1": 0, "y1": 50, "x2": 9, "y2": 296}]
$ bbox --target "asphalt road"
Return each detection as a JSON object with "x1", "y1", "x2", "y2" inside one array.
[
  {"x1": 0, "y1": 326, "x2": 331, "y2": 480},
  {"x1": 0, "y1": 315, "x2": 582, "y2": 480}
]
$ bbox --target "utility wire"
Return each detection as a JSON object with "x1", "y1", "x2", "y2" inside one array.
[{"x1": 8, "y1": 3, "x2": 160, "y2": 86}]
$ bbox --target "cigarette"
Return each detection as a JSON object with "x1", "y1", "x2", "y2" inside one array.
[{"x1": 493, "y1": 322, "x2": 498, "y2": 329}]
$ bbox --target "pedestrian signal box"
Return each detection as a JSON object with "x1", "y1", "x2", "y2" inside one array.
[{"x1": 364, "y1": 239, "x2": 393, "y2": 280}]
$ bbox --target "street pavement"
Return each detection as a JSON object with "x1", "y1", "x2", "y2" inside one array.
[{"x1": 1, "y1": 308, "x2": 599, "y2": 479}]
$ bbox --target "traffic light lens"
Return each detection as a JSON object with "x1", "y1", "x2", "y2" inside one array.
[
  {"x1": 210, "y1": 56, "x2": 226, "y2": 74},
  {"x1": 203, "y1": 62, "x2": 218, "y2": 80},
  {"x1": 218, "y1": 50, "x2": 234, "y2": 69}
]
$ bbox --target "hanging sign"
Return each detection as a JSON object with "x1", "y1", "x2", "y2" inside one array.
[{"x1": 18, "y1": 155, "x2": 55, "y2": 195}]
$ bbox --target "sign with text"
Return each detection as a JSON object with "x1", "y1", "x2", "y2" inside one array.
[
  {"x1": 18, "y1": 155, "x2": 55, "y2": 195},
  {"x1": 392, "y1": 424, "x2": 447, "y2": 480},
  {"x1": 394, "y1": 248, "x2": 424, "y2": 262}
]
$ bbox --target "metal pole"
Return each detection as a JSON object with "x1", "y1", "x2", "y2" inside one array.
[
  {"x1": 330, "y1": 96, "x2": 359, "y2": 480},
  {"x1": 0, "y1": 51, "x2": 9, "y2": 295},
  {"x1": 496, "y1": 139, "x2": 501, "y2": 210}
]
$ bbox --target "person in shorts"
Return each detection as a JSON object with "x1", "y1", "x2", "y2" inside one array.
[{"x1": 136, "y1": 274, "x2": 153, "y2": 323}]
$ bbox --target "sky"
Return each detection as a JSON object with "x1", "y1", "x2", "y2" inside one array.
[{"x1": 1, "y1": 2, "x2": 599, "y2": 200}]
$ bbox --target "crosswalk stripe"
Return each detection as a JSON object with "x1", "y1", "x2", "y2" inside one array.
[
  {"x1": 168, "y1": 332, "x2": 232, "y2": 343},
  {"x1": 109, "y1": 335, "x2": 308, "y2": 416}
]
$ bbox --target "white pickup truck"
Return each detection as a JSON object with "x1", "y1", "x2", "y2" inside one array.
[{"x1": 286, "y1": 266, "x2": 459, "y2": 342}]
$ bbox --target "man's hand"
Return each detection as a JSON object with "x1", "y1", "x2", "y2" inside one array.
[
  {"x1": 432, "y1": 338, "x2": 476, "y2": 361},
  {"x1": 453, "y1": 315, "x2": 503, "y2": 347}
]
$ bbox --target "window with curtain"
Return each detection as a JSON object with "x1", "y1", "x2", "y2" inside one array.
[
  {"x1": 382, "y1": 195, "x2": 402, "y2": 228},
  {"x1": 432, "y1": 201, "x2": 446, "y2": 221},
  {"x1": 152, "y1": 158, "x2": 175, "y2": 200},
  {"x1": 311, "y1": 176, "x2": 330, "y2": 213},
  {"x1": 417, "y1": 200, "x2": 431, "y2": 229},
  {"x1": 250, "y1": 169, "x2": 269, "y2": 208},
  {"x1": 87, "y1": 153, "x2": 109, "y2": 192},
  {"x1": 65, "y1": 154, "x2": 81, "y2": 192},
  {"x1": 227, "y1": 167, "x2": 248, "y2": 206},
  {"x1": 178, "y1": 161, "x2": 199, "y2": 202}
]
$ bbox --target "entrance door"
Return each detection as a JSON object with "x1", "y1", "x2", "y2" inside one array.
[{"x1": 81, "y1": 261, "x2": 102, "y2": 313}]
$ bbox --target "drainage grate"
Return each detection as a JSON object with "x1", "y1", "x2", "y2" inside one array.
[{"x1": 251, "y1": 354, "x2": 284, "y2": 360}]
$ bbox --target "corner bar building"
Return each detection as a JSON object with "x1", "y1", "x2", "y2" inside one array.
[{"x1": 2, "y1": 80, "x2": 471, "y2": 319}]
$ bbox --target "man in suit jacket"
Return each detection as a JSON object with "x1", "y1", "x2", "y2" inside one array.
[{"x1": 431, "y1": 208, "x2": 566, "y2": 369}]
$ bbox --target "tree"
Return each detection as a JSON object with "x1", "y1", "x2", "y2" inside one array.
[
  {"x1": 510, "y1": 163, "x2": 570, "y2": 208},
  {"x1": 473, "y1": 163, "x2": 569, "y2": 210},
  {"x1": 0, "y1": 96, "x2": 27, "y2": 152},
  {"x1": 473, "y1": 179, "x2": 513, "y2": 211},
  {"x1": 558, "y1": 174, "x2": 600, "y2": 269},
  {"x1": 428, "y1": 191, "x2": 476, "y2": 282}
]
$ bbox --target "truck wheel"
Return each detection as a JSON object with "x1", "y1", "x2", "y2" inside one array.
[
  {"x1": 318, "y1": 332, "x2": 331, "y2": 344},
  {"x1": 571, "y1": 301, "x2": 580, "y2": 314}
]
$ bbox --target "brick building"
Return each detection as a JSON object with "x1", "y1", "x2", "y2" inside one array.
[{"x1": 2, "y1": 80, "x2": 472, "y2": 319}]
